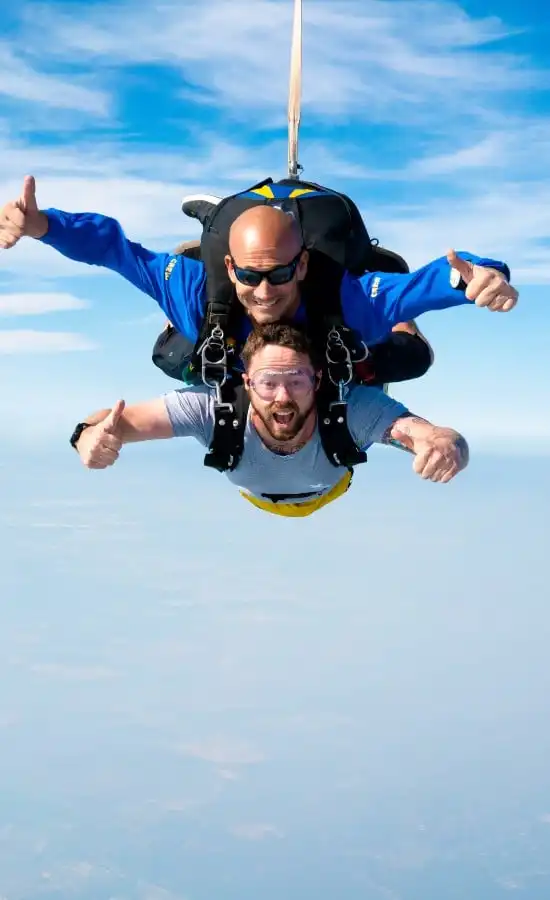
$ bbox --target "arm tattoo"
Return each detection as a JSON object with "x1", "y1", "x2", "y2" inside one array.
[{"x1": 382, "y1": 413, "x2": 427, "y2": 451}]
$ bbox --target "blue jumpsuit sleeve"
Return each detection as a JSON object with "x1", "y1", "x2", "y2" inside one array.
[
  {"x1": 39, "y1": 208, "x2": 206, "y2": 342},
  {"x1": 341, "y1": 252, "x2": 512, "y2": 345}
]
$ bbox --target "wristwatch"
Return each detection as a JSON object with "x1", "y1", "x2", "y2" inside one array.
[
  {"x1": 450, "y1": 267, "x2": 467, "y2": 292},
  {"x1": 69, "y1": 422, "x2": 92, "y2": 450}
]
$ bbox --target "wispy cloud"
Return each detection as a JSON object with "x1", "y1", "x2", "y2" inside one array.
[
  {"x1": 0, "y1": 330, "x2": 97, "y2": 353},
  {"x1": 176, "y1": 737, "x2": 265, "y2": 765},
  {"x1": 16, "y1": 0, "x2": 547, "y2": 123},
  {"x1": 0, "y1": 42, "x2": 110, "y2": 114},
  {"x1": 229, "y1": 823, "x2": 285, "y2": 841},
  {"x1": 370, "y1": 179, "x2": 550, "y2": 279},
  {"x1": 0, "y1": 293, "x2": 89, "y2": 315}
]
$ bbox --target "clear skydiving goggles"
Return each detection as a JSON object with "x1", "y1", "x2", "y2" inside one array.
[{"x1": 248, "y1": 367, "x2": 317, "y2": 400}]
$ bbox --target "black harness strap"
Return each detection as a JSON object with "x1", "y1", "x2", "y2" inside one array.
[
  {"x1": 203, "y1": 380, "x2": 249, "y2": 473},
  {"x1": 299, "y1": 253, "x2": 368, "y2": 470},
  {"x1": 316, "y1": 385, "x2": 367, "y2": 469}
]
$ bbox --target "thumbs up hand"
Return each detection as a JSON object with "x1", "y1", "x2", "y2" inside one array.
[
  {"x1": 390, "y1": 418, "x2": 469, "y2": 484},
  {"x1": 447, "y1": 249, "x2": 518, "y2": 312},
  {"x1": 0, "y1": 175, "x2": 49, "y2": 248},
  {"x1": 76, "y1": 401, "x2": 126, "y2": 469}
]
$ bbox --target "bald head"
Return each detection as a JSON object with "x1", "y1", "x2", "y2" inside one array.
[
  {"x1": 228, "y1": 205, "x2": 303, "y2": 264},
  {"x1": 225, "y1": 204, "x2": 308, "y2": 325}
]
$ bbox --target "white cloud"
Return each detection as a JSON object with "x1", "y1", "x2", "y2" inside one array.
[
  {"x1": 409, "y1": 135, "x2": 506, "y2": 177},
  {"x1": 0, "y1": 293, "x2": 89, "y2": 316},
  {"x1": 0, "y1": 42, "x2": 110, "y2": 115},
  {"x1": 13, "y1": 0, "x2": 549, "y2": 123},
  {"x1": 368, "y1": 179, "x2": 550, "y2": 281},
  {"x1": 0, "y1": 330, "x2": 97, "y2": 353}
]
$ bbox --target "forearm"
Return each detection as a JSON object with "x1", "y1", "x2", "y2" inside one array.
[
  {"x1": 79, "y1": 407, "x2": 141, "y2": 444},
  {"x1": 38, "y1": 208, "x2": 169, "y2": 301},
  {"x1": 383, "y1": 253, "x2": 510, "y2": 324},
  {"x1": 390, "y1": 414, "x2": 435, "y2": 444},
  {"x1": 40, "y1": 209, "x2": 129, "y2": 265},
  {"x1": 80, "y1": 400, "x2": 174, "y2": 444},
  {"x1": 384, "y1": 413, "x2": 469, "y2": 462}
]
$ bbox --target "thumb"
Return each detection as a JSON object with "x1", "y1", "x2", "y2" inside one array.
[
  {"x1": 446, "y1": 249, "x2": 475, "y2": 284},
  {"x1": 102, "y1": 399, "x2": 125, "y2": 432},
  {"x1": 18, "y1": 175, "x2": 38, "y2": 214}
]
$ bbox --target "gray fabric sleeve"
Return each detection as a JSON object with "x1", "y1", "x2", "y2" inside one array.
[
  {"x1": 346, "y1": 386, "x2": 410, "y2": 448},
  {"x1": 163, "y1": 386, "x2": 215, "y2": 448}
]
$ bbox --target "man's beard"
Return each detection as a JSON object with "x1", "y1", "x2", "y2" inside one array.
[{"x1": 251, "y1": 397, "x2": 315, "y2": 446}]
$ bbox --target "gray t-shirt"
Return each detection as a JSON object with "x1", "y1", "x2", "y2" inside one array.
[{"x1": 163, "y1": 385, "x2": 408, "y2": 501}]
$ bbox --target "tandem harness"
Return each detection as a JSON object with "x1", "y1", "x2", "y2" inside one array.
[{"x1": 183, "y1": 176, "x2": 411, "y2": 477}]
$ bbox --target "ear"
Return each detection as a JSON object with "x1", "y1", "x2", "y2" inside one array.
[
  {"x1": 242, "y1": 373, "x2": 251, "y2": 393},
  {"x1": 225, "y1": 254, "x2": 236, "y2": 285},
  {"x1": 314, "y1": 369, "x2": 322, "y2": 391},
  {"x1": 297, "y1": 249, "x2": 309, "y2": 282}
]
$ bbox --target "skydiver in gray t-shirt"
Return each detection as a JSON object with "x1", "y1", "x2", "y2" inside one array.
[{"x1": 70, "y1": 322, "x2": 469, "y2": 518}]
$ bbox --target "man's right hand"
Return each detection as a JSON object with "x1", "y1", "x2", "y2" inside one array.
[
  {"x1": 76, "y1": 401, "x2": 126, "y2": 469},
  {"x1": 0, "y1": 175, "x2": 49, "y2": 248}
]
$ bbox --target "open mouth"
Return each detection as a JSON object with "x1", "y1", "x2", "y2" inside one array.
[{"x1": 272, "y1": 410, "x2": 295, "y2": 425}]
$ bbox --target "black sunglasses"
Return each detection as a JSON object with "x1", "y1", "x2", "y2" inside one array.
[{"x1": 230, "y1": 249, "x2": 304, "y2": 287}]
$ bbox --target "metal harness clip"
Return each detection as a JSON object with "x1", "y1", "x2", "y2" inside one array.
[
  {"x1": 326, "y1": 327, "x2": 353, "y2": 387},
  {"x1": 201, "y1": 324, "x2": 228, "y2": 388}
]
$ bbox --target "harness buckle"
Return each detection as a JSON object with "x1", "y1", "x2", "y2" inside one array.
[
  {"x1": 326, "y1": 328, "x2": 353, "y2": 387},
  {"x1": 213, "y1": 381, "x2": 235, "y2": 411},
  {"x1": 201, "y1": 324, "x2": 228, "y2": 389},
  {"x1": 331, "y1": 380, "x2": 347, "y2": 406}
]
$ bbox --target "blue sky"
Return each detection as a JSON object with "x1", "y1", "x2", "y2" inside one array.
[
  {"x1": 0, "y1": 0, "x2": 549, "y2": 449},
  {"x1": 1, "y1": 0, "x2": 549, "y2": 896}
]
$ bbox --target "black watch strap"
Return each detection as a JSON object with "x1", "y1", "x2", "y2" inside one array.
[{"x1": 70, "y1": 422, "x2": 92, "y2": 450}]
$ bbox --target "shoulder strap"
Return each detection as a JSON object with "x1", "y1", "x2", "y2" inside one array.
[
  {"x1": 299, "y1": 252, "x2": 368, "y2": 469},
  {"x1": 203, "y1": 381, "x2": 250, "y2": 473},
  {"x1": 316, "y1": 383, "x2": 367, "y2": 469}
]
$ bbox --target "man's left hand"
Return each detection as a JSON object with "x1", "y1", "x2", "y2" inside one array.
[
  {"x1": 447, "y1": 249, "x2": 518, "y2": 312},
  {"x1": 392, "y1": 422, "x2": 469, "y2": 483}
]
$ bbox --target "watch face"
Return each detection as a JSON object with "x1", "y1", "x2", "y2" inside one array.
[{"x1": 450, "y1": 267, "x2": 461, "y2": 289}]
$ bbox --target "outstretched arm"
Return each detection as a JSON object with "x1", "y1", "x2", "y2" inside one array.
[
  {"x1": 0, "y1": 176, "x2": 206, "y2": 341},
  {"x1": 382, "y1": 413, "x2": 469, "y2": 483},
  {"x1": 72, "y1": 387, "x2": 213, "y2": 470},
  {"x1": 349, "y1": 249, "x2": 517, "y2": 344},
  {"x1": 72, "y1": 398, "x2": 175, "y2": 469}
]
